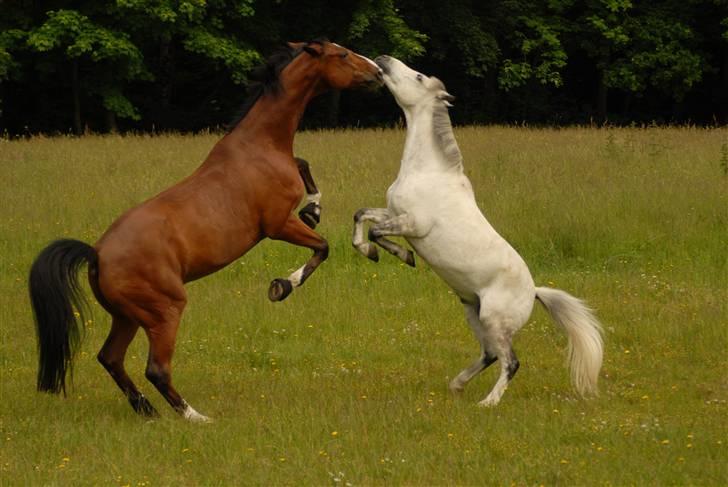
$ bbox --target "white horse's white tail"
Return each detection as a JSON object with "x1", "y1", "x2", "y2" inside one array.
[{"x1": 535, "y1": 287, "x2": 604, "y2": 396}]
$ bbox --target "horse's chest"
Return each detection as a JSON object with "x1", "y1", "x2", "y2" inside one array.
[{"x1": 386, "y1": 177, "x2": 427, "y2": 215}]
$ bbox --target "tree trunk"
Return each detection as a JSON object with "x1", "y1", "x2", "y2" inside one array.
[
  {"x1": 721, "y1": 47, "x2": 728, "y2": 124},
  {"x1": 106, "y1": 109, "x2": 118, "y2": 133},
  {"x1": 159, "y1": 33, "x2": 173, "y2": 119},
  {"x1": 72, "y1": 59, "x2": 82, "y2": 135},
  {"x1": 596, "y1": 67, "x2": 608, "y2": 122}
]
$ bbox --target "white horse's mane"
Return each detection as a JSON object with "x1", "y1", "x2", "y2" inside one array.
[{"x1": 430, "y1": 78, "x2": 462, "y2": 167}]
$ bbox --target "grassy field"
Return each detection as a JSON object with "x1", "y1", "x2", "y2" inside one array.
[{"x1": 0, "y1": 127, "x2": 726, "y2": 485}]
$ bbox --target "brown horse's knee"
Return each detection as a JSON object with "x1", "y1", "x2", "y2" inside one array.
[{"x1": 317, "y1": 240, "x2": 329, "y2": 260}]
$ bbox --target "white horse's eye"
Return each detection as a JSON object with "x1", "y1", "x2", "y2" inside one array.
[{"x1": 416, "y1": 74, "x2": 423, "y2": 82}]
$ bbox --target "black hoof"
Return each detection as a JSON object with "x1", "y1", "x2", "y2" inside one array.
[
  {"x1": 405, "y1": 251, "x2": 416, "y2": 267},
  {"x1": 299, "y1": 203, "x2": 320, "y2": 229},
  {"x1": 268, "y1": 278, "x2": 294, "y2": 302},
  {"x1": 130, "y1": 394, "x2": 159, "y2": 417}
]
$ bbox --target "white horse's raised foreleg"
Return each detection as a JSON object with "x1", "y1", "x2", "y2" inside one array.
[
  {"x1": 353, "y1": 208, "x2": 389, "y2": 261},
  {"x1": 368, "y1": 213, "x2": 419, "y2": 238},
  {"x1": 368, "y1": 213, "x2": 420, "y2": 266},
  {"x1": 353, "y1": 208, "x2": 415, "y2": 266}
]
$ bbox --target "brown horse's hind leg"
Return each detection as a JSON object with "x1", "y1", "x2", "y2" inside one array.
[
  {"x1": 132, "y1": 301, "x2": 211, "y2": 423},
  {"x1": 268, "y1": 215, "x2": 329, "y2": 302},
  {"x1": 98, "y1": 315, "x2": 159, "y2": 417}
]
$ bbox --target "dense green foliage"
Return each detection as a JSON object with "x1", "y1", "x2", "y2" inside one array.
[
  {"x1": 1, "y1": 128, "x2": 726, "y2": 483},
  {"x1": 1, "y1": 0, "x2": 727, "y2": 133}
]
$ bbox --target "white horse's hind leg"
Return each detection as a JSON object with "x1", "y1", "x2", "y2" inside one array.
[
  {"x1": 449, "y1": 302, "x2": 497, "y2": 393},
  {"x1": 478, "y1": 336, "x2": 519, "y2": 407},
  {"x1": 474, "y1": 306, "x2": 521, "y2": 407},
  {"x1": 478, "y1": 347, "x2": 519, "y2": 407}
]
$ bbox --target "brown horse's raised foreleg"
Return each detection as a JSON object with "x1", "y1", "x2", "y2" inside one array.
[
  {"x1": 98, "y1": 315, "x2": 158, "y2": 417},
  {"x1": 268, "y1": 215, "x2": 329, "y2": 302},
  {"x1": 295, "y1": 157, "x2": 321, "y2": 229}
]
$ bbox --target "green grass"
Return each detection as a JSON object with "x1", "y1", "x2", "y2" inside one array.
[{"x1": 1, "y1": 127, "x2": 726, "y2": 485}]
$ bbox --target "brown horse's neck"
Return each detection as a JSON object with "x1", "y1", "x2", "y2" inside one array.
[{"x1": 228, "y1": 55, "x2": 324, "y2": 153}]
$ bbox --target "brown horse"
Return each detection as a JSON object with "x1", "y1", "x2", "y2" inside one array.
[{"x1": 29, "y1": 39, "x2": 383, "y2": 422}]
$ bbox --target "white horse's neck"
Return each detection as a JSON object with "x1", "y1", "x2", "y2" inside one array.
[{"x1": 400, "y1": 104, "x2": 462, "y2": 175}]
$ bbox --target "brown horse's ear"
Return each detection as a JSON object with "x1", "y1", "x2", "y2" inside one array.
[{"x1": 303, "y1": 42, "x2": 324, "y2": 57}]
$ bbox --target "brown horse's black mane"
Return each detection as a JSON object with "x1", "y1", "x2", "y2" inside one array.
[{"x1": 226, "y1": 38, "x2": 329, "y2": 132}]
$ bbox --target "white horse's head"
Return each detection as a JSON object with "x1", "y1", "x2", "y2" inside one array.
[{"x1": 374, "y1": 55, "x2": 455, "y2": 111}]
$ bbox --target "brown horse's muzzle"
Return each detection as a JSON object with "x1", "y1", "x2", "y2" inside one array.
[
  {"x1": 363, "y1": 70, "x2": 385, "y2": 90},
  {"x1": 354, "y1": 55, "x2": 384, "y2": 90}
]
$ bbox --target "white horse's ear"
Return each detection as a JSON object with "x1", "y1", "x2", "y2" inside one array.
[
  {"x1": 437, "y1": 91, "x2": 455, "y2": 107},
  {"x1": 287, "y1": 41, "x2": 306, "y2": 51}
]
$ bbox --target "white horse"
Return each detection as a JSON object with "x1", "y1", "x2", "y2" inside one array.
[{"x1": 353, "y1": 56, "x2": 604, "y2": 406}]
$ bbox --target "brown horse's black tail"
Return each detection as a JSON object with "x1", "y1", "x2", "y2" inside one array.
[{"x1": 29, "y1": 239, "x2": 97, "y2": 395}]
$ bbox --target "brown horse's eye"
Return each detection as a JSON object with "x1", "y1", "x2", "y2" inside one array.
[{"x1": 339, "y1": 51, "x2": 349, "y2": 59}]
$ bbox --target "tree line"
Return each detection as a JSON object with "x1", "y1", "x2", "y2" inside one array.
[{"x1": 1, "y1": 0, "x2": 727, "y2": 135}]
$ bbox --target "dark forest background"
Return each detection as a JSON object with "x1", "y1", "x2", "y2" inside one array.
[{"x1": 1, "y1": 0, "x2": 727, "y2": 135}]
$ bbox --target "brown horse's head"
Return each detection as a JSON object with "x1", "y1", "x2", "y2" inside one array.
[{"x1": 288, "y1": 40, "x2": 383, "y2": 91}]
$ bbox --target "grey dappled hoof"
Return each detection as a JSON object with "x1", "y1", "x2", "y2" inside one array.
[
  {"x1": 366, "y1": 245, "x2": 379, "y2": 262},
  {"x1": 404, "y1": 250, "x2": 416, "y2": 267},
  {"x1": 268, "y1": 278, "x2": 293, "y2": 302}
]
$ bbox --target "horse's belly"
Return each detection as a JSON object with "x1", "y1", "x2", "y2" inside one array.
[
  {"x1": 407, "y1": 223, "x2": 533, "y2": 301},
  {"x1": 409, "y1": 239, "x2": 487, "y2": 296}
]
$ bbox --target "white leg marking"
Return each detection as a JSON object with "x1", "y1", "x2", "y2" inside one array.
[
  {"x1": 183, "y1": 403, "x2": 212, "y2": 423},
  {"x1": 306, "y1": 192, "x2": 321, "y2": 206},
  {"x1": 288, "y1": 266, "x2": 305, "y2": 287}
]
